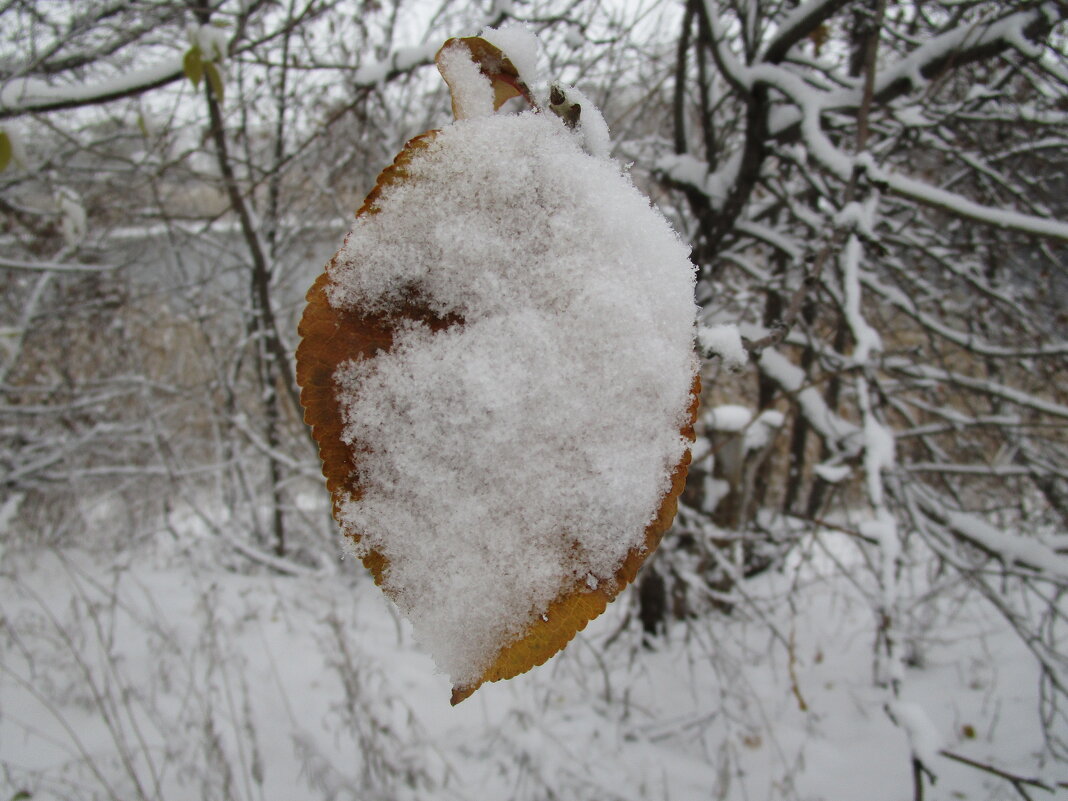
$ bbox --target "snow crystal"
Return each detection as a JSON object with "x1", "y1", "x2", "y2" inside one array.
[
  {"x1": 326, "y1": 111, "x2": 697, "y2": 687},
  {"x1": 698, "y1": 323, "x2": 747, "y2": 370},
  {"x1": 436, "y1": 42, "x2": 495, "y2": 120},
  {"x1": 480, "y1": 24, "x2": 541, "y2": 91}
]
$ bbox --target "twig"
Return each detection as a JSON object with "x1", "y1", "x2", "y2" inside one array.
[
  {"x1": 939, "y1": 749, "x2": 1056, "y2": 795},
  {"x1": 912, "y1": 757, "x2": 937, "y2": 801},
  {"x1": 741, "y1": 272, "x2": 817, "y2": 359}
]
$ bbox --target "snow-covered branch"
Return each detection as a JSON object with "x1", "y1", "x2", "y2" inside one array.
[
  {"x1": 874, "y1": 167, "x2": 1068, "y2": 244},
  {"x1": 352, "y1": 43, "x2": 440, "y2": 87},
  {"x1": 0, "y1": 59, "x2": 183, "y2": 118},
  {"x1": 762, "y1": 0, "x2": 853, "y2": 64},
  {"x1": 0, "y1": 256, "x2": 118, "y2": 273},
  {"x1": 757, "y1": 347, "x2": 860, "y2": 451},
  {"x1": 890, "y1": 363, "x2": 1068, "y2": 422},
  {"x1": 918, "y1": 496, "x2": 1068, "y2": 581},
  {"x1": 860, "y1": 271, "x2": 1068, "y2": 358}
]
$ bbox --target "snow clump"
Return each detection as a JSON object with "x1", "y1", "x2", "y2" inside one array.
[
  {"x1": 436, "y1": 43, "x2": 496, "y2": 120},
  {"x1": 698, "y1": 323, "x2": 748, "y2": 370},
  {"x1": 479, "y1": 23, "x2": 542, "y2": 95}
]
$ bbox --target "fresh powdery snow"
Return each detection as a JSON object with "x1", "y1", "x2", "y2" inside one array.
[
  {"x1": 324, "y1": 110, "x2": 697, "y2": 687},
  {"x1": 3, "y1": 530, "x2": 1059, "y2": 801},
  {"x1": 550, "y1": 82, "x2": 612, "y2": 159},
  {"x1": 479, "y1": 23, "x2": 542, "y2": 96},
  {"x1": 436, "y1": 43, "x2": 496, "y2": 119}
]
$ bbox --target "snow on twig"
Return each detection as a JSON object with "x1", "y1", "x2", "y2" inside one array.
[
  {"x1": 916, "y1": 494, "x2": 1068, "y2": 580},
  {"x1": 945, "y1": 513, "x2": 1068, "y2": 579},
  {"x1": 757, "y1": 347, "x2": 860, "y2": 450},
  {"x1": 353, "y1": 43, "x2": 441, "y2": 86},
  {"x1": 907, "y1": 463, "x2": 1068, "y2": 479},
  {"x1": 0, "y1": 58, "x2": 184, "y2": 117},
  {"x1": 859, "y1": 271, "x2": 1068, "y2": 358},
  {"x1": 0, "y1": 256, "x2": 118, "y2": 273},
  {"x1": 891, "y1": 363, "x2": 1068, "y2": 421},
  {"x1": 698, "y1": 324, "x2": 748, "y2": 369},
  {"x1": 657, "y1": 151, "x2": 743, "y2": 210},
  {"x1": 872, "y1": 167, "x2": 1068, "y2": 243},
  {"x1": 887, "y1": 701, "x2": 944, "y2": 769},
  {"x1": 695, "y1": 4, "x2": 1068, "y2": 244},
  {"x1": 761, "y1": 0, "x2": 850, "y2": 63},
  {"x1": 733, "y1": 219, "x2": 803, "y2": 262},
  {"x1": 841, "y1": 235, "x2": 882, "y2": 364}
]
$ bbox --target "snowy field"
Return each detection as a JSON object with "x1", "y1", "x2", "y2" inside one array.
[{"x1": 3, "y1": 509, "x2": 1064, "y2": 801}]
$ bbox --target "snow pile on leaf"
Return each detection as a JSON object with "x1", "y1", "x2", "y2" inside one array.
[{"x1": 298, "y1": 34, "x2": 698, "y2": 699}]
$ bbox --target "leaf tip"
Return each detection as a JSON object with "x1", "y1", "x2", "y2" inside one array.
[{"x1": 450, "y1": 684, "x2": 478, "y2": 705}]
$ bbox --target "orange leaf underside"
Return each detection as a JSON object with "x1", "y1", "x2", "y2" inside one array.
[{"x1": 296, "y1": 128, "x2": 699, "y2": 706}]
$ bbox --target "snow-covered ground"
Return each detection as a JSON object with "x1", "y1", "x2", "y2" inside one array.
[{"x1": 3, "y1": 514, "x2": 1064, "y2": 801}]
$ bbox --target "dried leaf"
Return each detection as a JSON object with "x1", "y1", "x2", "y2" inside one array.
[
  {"x1": 297, "y1": 66, "x2": 697, "y2": 703},
  {"x1": 436, "y1": 36, "x2": 533, "y2": 118}
]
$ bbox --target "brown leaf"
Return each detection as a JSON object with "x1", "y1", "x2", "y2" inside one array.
[
  {"x1": 436, "y1": 36, "x2": 534, "y2": 118},
  {"x1": 296, "y1": 133, "x2": 457, "y2": 583},
  {"x1": 296, "y1": 128, "x2": 698, "y2": 705}
]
